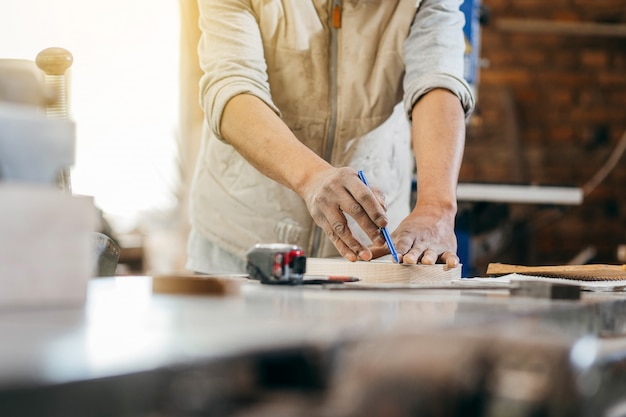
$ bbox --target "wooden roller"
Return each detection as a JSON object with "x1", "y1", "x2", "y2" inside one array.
[
  {"x1": 152, "y1": 274, "x2": 243, "y2": 295},
  {"x1": 486, "y1": 263, "x2": 626, "y2": 281}
]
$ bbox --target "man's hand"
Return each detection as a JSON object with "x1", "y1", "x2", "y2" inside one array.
[
  {"x1": 370, "y1": 204, "x2": 459, "y2": 268},
  {"x1": 300, "y1": 167, "x2": 388, "y2": 262},
  {"x1": 395, "y1": 204, "x2": 459, "y2": 268}
]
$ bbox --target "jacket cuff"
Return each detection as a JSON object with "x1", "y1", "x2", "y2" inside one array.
[
  {"x1": 404, "y1": 73, "x2": 475, "y2": 120},
  {"x1": 205, "y1": 78, "x2": 281, "y2": 142}
]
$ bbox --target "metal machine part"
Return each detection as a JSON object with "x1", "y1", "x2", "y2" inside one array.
[
  {"x1": 93, "y1": 232, "x2": 120, "y2": 277},
  {"x1": 246, "y1": 243, "x2": 307, "y2": 285},
  {"x1": 510, "y1": 280, "x2": 582, "y2": 300},
  {"x1": 0, "y1": 103, "x2": 74, "y2": 184},
  {"x1": 0, "y1": 48, "x2": 120, "y2": 278},
  {"x1": 36, "y1": 47, "x2": 73, "y2": 192}
]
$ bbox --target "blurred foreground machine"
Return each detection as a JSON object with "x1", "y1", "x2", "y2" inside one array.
[
  {"x1": 148, "y1": 324, "x2": 626, "y2": 417},
  {"x1": 0, "y1": 48, "x2": 117, "y2": 308},
  {"x1": 5, "y1": 316, "x2": 623, "y2": 417}
]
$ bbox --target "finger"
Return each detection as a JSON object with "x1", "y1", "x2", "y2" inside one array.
[
  {"x1": 420, "y1": 248, "x2": 439, "y2": 265},
  {"x1": 352, "y1": 183, "x2": 387, "y2": 228},
  {"x1": 401, "y1": 246, "x2": 425, "y2": 265},
  {"x1": 345, "y1": 183, "x2": 387, "y2": 246},
  {"x1": 322, "y1": 210, "x2": 371, "y2": 261},
  {"x1": 323, "y1": 219, "x2": 357, "y2": 261},
  {"x1": 440, "y1": 251, "x2": 460, "y2": 269},
  {"x1": 369, "y1": 246, "x2": 403, "y2": 262},
  {"x1": 341, "y1": 199, "x2": 386, "y2": 247},
  {"x1": 370, "y1": 186, "x2": 387, "y2": 211},
  {"x1": 369, "y1": 245, "x2": 389, "y2": 260}
]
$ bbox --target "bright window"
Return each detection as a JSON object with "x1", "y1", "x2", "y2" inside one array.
[{"x1": 0, "y1": 0, "x2": 181, "y2": 233}]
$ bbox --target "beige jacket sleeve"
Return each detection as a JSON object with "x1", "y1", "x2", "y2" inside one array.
[
  {"x1": 403, "y1": 0, "x2": 475, "y2": 118},
  {"x1": 197, "y1": 0, "x2": 280, "y2": 142}
]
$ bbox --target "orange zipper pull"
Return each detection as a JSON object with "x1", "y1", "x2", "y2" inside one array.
[{"x1": 332, "y1": 4, "x2": 342, "y2": 28}]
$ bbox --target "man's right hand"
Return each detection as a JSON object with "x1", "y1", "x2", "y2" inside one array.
[{"x1": 299, "y1": 167, "x2": 388, "y2": 262}]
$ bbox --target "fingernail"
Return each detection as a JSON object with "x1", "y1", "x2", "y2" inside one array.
[{"x1": 358, "y1": 250, "x2": 372, "y2": 261}]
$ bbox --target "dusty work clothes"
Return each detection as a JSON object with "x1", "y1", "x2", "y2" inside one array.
[{"x1": 187, "y1": 0, "x2": 475, "y2": 273}]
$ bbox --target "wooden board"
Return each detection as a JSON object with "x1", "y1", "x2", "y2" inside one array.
[
  {"x1": 306, "y1": 258, "x2": 461, "y2": 284},
  {"x1": 152, "y1": 274, "x2": 243, "y2": 295},
  {"x1": 486, "y1": 263, "x2": 626, "y2": 281}
]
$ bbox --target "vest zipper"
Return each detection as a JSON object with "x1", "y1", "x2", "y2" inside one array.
[{"x1": 311, "y1": 0, "x2": 342, "y2": 257}]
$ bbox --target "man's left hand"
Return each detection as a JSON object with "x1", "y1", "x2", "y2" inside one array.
[{"x1": 370, "y1": 204, "x2": 459, "y2": 268}]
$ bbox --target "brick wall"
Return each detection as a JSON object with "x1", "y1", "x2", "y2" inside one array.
[{"x1": 461, "y1": 0, "x2": 626, "y2": 267}]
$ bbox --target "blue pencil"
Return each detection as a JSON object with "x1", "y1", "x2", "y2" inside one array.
[{"x1": 357, "y1": 170, "x2": 400, "y2": 263}]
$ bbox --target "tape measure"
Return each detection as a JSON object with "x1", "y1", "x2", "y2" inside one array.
[{"x1": 246, "y1": 243, "x2": 307, "y2": 285}]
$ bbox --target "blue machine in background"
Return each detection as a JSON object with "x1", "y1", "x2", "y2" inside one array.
[
  {"x1": 461, "y1": 0, "x2": 481, "y2": 97},
  {"x1": 456, "y1": 0, "x2": 482, "y2": 277}
]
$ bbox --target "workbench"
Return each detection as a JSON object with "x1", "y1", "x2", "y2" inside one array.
[{"x1": 1, "y1": 276, "x2": 626, "y2": 417}]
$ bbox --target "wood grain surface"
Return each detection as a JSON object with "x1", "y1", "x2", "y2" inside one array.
[
  {"x1": 306, "y1": 258, "x2": 462, "y2": 284},
  {"x1": 486, "y1": 263, "x2": 626, "y2": 281}
]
